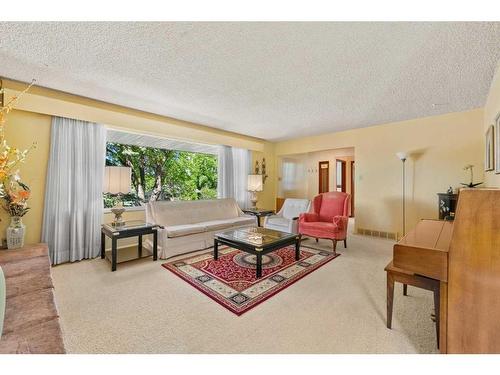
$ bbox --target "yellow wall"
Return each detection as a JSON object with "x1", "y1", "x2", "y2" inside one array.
[
  {"x1": 1, "y1": 110, "x2": 51, "y2": 245},
  {"x1": 274, "y1": 109, "x2": 484, "y2": 237},
  {"x1": 1, "y1": 80, "x2": 275, "y2": 245},
  {"x1": 484, "y1": 61, "x2": 500, "y2": 187},
  {"x1": 252, "y1": 142, "x2": 277, "y2": 210},
  {"x1": 277, "y1": 148, "x2": 354, "y2": 203},
  {"x1": 1, "y1": 78, "x2": 487, "y2": 245}
]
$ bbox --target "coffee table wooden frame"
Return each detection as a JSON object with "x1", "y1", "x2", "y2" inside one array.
[{"x1": 214, "y1": 229, "x2": 300, "y2": 278}]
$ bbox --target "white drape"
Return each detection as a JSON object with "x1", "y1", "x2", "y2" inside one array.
[
  {"x1": 42, "y1": 116, "x2": 106, "y2": 265},
  {"x1": 217, "y1": 146, "x2": 251, "y2": 208}
]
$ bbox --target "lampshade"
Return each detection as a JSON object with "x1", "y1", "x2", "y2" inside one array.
[
  {"x1": 103, "y1": 166, "x2": 132, "y2": 194},
  {"x1": 247, "y1": 174, "x2": 263, "y2": 192},
  {"x1": 396, "y1": 151, "x2": 408, "y2": 161}
]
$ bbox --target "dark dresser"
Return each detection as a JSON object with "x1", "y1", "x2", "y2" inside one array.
[{"x1": 437, "y1": 193, "x2": 458, "y2": 220}]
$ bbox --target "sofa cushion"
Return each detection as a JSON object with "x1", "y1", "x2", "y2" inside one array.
[
  {"x1": 204, "y1": 216, "x2": 256, "y2": 231},
  {"x1": 0, "y1": 244, "x2": 48, "y2": 263},
  {"x1": 2, "y1": 288, "x2": 60, "y2": 335},
  {"x1": 148, "y1": 198, "x2": 241, "y2": 226},
  {"x1": 166, "y1": 224, "x2": 206, "y2": 238},
  {"x1": 0, "y1": 318, "x2": 65, "y2": 354},
  {"x1": 0, "y1": 244, "x2": 66, "y2": 354},
  {"x1": 1, "y1": 255, "x2": 54, "y2": 298}
]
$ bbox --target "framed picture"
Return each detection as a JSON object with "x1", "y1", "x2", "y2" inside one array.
[
  {"x1": 485, "y1": 124, "x2": 494, "y2": 171},
  {"x1": 496, "y1": 112, "x2": 500, "y2": 174}
]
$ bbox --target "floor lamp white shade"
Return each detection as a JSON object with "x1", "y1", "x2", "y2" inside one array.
[{"x1": 396, "y1": 151, "x2": 408, "y2": 161}]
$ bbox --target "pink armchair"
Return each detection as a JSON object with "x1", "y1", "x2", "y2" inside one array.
[{"x1": 298, "y1": 192, "x2": 350, "y2": 254}]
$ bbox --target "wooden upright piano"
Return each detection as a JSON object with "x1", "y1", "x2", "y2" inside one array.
[{"x1": 386, "y1": 188, "x2": 500, "y2": 354}]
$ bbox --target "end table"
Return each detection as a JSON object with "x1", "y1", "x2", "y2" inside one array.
[
  {"x1": 242, "y1": 208, "x2": 275, "y2": 227},
  {"x1": 101, "y1": 221, "x2": 162, "y2": 271}
]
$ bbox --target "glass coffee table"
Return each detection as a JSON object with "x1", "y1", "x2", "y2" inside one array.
[{"x1": 214, "y1": 227, "x2": 300, "y2": 278}]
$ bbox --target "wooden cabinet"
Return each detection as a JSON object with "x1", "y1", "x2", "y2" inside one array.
[
  {"x1": 447, "y1": 189, "x2": 500, "y2": 353},
  {"x1": 387, "y1": 189, "x2": 500, "y2": 353}
]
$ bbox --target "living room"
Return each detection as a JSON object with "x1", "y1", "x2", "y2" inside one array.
[{"x1": 1, "y1": 2, "x2": 500, "y2": 373}]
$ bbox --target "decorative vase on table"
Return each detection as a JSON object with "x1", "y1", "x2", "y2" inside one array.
[{"x1": 6, "y1": 216, "x2": 26, "y2": 249}]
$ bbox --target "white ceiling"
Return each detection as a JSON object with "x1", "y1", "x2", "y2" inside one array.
[{"x1": 1, "y1": 22, "x2": 499, "y2": 141}]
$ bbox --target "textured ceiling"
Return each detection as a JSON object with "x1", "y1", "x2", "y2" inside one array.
[{"x1": 1, "y1": 22, "x2": 499, "y2": 141}]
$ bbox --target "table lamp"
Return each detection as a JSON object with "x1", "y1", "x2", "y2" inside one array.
[
  {"x1": 247, "y1": 174, "x2": 263, "y2": 209},
  {"x1": 103, "y1": 166, "x2": 132, "y2": 227}
]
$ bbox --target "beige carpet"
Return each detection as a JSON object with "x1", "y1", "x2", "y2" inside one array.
[{"x1": 51, "y1": 224, "x2": 439, "y2": 354}]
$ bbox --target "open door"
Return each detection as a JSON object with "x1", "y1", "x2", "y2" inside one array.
[
  {"x1": 335, "y1": 159, "x2": 346, "y2": 192},
  {"x1": 318, "y1": 161, "x2": 329, "y2": 193},
  {"x1": 350, "y1": 160, "x2": 355, "y2": 217}
]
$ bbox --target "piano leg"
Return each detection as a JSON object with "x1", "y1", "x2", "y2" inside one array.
[
  {"x1": 433, "y1": 285, "x2": 440, "y2": 349},
  {"x1": 403, "y1": 284, "x2": 408, "y2": 296},
  {"x1": 387, "y1": 273, "x2": 395, "y2": 329}
]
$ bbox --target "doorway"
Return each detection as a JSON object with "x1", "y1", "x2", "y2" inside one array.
[
  {"x1": 335, "y1": 159, "x2": 346, "y2": 192},
  {"x1": 318, "y1": 161, "x2": 329, "y2": 193},
  {"x1": 350, "y1": 161, "x2": 355, "y2": 217}
]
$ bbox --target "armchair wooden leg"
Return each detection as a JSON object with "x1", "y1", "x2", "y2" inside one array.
[
  {"x1": 387, "y1": 272, "x2": 395, "y2": 329},
  {"x1": 343, "y1": 239, "x2": 347, "y2": 248},
  {"x1": 403, "y1": 284, "x2": 408, "y2": 296},
  {"x1": 315, "y1": 238, "x2": 318, "y2": 243},
  {"x1": 332, "y1": 239, "x2": 337, "y2": 255}
]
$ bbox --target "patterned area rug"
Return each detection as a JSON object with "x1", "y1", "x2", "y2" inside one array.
[{"x1": 162, "y1": 246, "x2": 340, "y2": 315}]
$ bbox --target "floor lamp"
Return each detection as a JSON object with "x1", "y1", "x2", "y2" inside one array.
[{"x1": 396, "y1": 152, "x2": 408, "y2": 237}]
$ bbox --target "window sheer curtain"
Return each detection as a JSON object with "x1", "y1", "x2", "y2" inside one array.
[
  {"x1": 42, "y1": 116, "x2": 106, "y2": 265},
  {"x1": 217, "y1": 145, "x2": 251, "y2": 208}
]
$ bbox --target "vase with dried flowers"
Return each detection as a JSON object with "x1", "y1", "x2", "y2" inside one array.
[
  {"x1": 2, "y1": 179, "x2": 31, "y2": 248},
  {"x1": 0, "y1": 78, "x2": 36, "y2": 249}
]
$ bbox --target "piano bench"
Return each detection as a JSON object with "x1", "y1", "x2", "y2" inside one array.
[{"x1": 385, "y1": 261, "x2": 440, "y2": 349}]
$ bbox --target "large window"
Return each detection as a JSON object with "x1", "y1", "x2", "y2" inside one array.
[{"x1": 104, "y1": 142, "x2": 218, "y2": 208}]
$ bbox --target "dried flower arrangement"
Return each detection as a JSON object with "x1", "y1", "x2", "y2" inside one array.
[{"x1": 0, "y1": 79, "x2": 37, "y2": 219}]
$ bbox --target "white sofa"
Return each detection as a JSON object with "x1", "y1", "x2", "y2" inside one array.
[
  {"x1": 263, "y1": 198, "x2": 311, "y2": 234},
  {"x1": 144, "y1": 198, "x2": 256, "y2": 259}
]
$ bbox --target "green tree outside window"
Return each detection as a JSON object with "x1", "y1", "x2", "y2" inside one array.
[{"x1": 104, "y1": 143, "x2": 218, "y2": 208}]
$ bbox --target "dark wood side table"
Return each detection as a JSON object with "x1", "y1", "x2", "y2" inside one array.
[
  {"x1": 101, "y1": 221, "x2": 162, "y2": 271},
  {"x1": 242, "y1": 208, "x2": 275, "y2": 227},
  {"x1": 437, "y1": 193, "x2": 458, "y2": 220}
]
